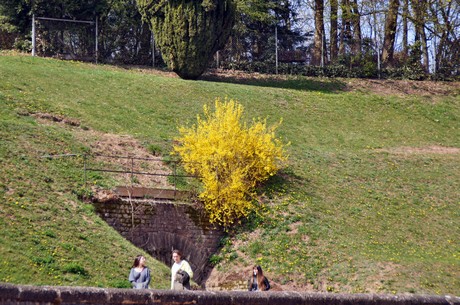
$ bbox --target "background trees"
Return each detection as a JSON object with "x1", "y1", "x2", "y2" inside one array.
[
  {"x1": 217, "y1": 0, "x2": 303, "y2": 70},
  {"x1": 0, "y1": 0, "x2": 154, "y2": 65},
  {"x1": 98, "y1": 0, "x2": 153, "y2": 65},
  {"x1": 1, "y1": 0, "x2": 459, "y2": 79}
]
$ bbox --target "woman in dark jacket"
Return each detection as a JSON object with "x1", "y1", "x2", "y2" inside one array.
[{"x1": 248, "y1": 265, "x2": 270, "y2": 291}]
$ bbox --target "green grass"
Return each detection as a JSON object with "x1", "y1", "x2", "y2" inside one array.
[{"x1": 0, "y1": 54, "x2": 459, "y2": 294}]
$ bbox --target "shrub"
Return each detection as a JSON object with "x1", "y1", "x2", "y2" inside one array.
[
  {"x1": 209, "y1": 254, "x2": 223, "y2": 266},
  {"x1": 31, "y1": 256, "x2": 55, "y2": 266},
  {"x1": 173, "y1": 98, "x2": 288, "y2": 226},
  {"x1": 62, "y1": 263, "x2": 88, "y2": 276},
  {"x1": 147, "y1": 143, "x2": 163, "y2": 156},
  {"x1": 111, "y1": 279, "x2": 132, "y2": 288}
]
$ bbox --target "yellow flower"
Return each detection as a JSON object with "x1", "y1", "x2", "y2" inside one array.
[{"x1": 173, "y1": 98, "x2": 288, "y2": 226}]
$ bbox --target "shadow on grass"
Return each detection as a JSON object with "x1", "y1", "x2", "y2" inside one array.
[
  {"x1": 200, "y1": 70, "x2": 348, "y2": 93},
  {"x1": 230, "y1": 167, "x2": 316, "y2": 235}
]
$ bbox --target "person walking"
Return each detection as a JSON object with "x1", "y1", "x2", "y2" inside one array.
[
  {"x1": 128, "y1": 255, "x2": 151, "y2": 289},
  {"x1": 248, "y1": 265, "x2": 270, "y2": 291},
  {"x1": 171, "y1": 249, "x2": 193, "y2": 290}
]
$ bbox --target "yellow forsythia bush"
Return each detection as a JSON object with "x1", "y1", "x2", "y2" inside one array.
[{"x1": 173, "y1": 98, "x2": 288, "y2": 227}]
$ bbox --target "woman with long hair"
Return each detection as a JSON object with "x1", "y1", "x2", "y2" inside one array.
[
  {"x1": 128, "y1": 255, "x2": 151, "y2": 289},
  {"x1": 248, "y1": 265, "x2": 270, "y2": 291},
  {"x1": 171, "y1": 249, "x2": 194, "y2": 290}
]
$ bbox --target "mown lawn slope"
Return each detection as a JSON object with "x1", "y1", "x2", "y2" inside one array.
[{"x1": 0, "y1": 54, "x2": 459, "y2": 294}]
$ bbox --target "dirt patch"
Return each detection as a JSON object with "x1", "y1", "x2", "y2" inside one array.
[
  {"x1": 344, "y1": 78, "x2": 460, "y2": 98},
  {"x1": 33, "y1": 112, "x2": 172, "y2": 190},
  {"x1": 33, "y1": 112, "x2": 82, "y2": 127},
  {"x1": 206, "y1": 265, "x2": 287, "y2": 292},
  {"x1": 358, "y1": 261, "x2": 402, "y2": 293},
  {"x1": 77, "y1": 131, "x2": 172, "y2": 188},
  {"x1": 119, "y1": 65, "x2": 179, "y2": 78},
  {"x1": 202, "y1": 69, "x2": 459, "y2": 98},
  {"x1": 90, "y1": 188, "x2": 119, "y2": 203},
  {"x1": 203, "y1": 69, "x2": 285, "y2": 83},
  {"x1": 287, "y1": 221, "x2": 302, "y2": 235},
  {"x1": 376, "y1": 145, "x2": 460, "y2": 155},
  {"x1": 205, "y1": 264, "x2": 248, "y2": 291}
]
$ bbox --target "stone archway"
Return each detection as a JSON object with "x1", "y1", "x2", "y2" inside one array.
[
  {"x1": 93, "y1": 194, "x2": 224, "y2": 286},
  {"x1": 133, "y1": 231, "x2": 217, "y2": 284}
]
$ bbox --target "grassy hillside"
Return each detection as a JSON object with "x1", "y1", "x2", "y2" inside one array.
[{"x1": 0, "y1": 54, "x2": 459, "y2": 295}]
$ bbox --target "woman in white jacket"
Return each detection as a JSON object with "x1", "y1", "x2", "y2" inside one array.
[{"x1": 171, "y1": 249, "x2": 194, "y2": 290}]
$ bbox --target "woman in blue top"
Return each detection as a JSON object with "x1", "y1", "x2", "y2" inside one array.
[{"x1": 128, "y1": 255, "x2": 151, "y2": 289}]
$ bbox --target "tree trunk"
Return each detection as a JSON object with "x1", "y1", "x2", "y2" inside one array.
[
  {"x1": 412, "y1": 0, "x2": 429, "y2": 72},
  {"x1": 339, "y1": 0, "x2": 352, "y2": 56},
  {"x1": 330, "y1": 0, "x2": 338, "y2": 62},
  {"x1": 402, "y1": 0, "x2": 409, "y2": 56},
  {"x1": 428, "y1": 1, "x2": 442, "y2": 72},
  {"x1": 312, "y1": 0, "x2": 326, "y2": 65},
  {"x1": 350, "y1": 0, "x2": 361, "y2": 54},
  {"x1": 382, "y1": 0, "x2": 400, "y2": 67}
]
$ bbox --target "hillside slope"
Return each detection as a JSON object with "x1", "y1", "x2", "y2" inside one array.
[{"x1": 0, "y1": 54, "x2": 459, "y2": 294}]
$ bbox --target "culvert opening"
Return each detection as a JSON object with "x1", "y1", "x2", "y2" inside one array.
[{"x1": 91, "y1": 186, "x2": 225, "y2": 287}]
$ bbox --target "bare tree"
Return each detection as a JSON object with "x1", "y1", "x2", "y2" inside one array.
[
  {"x1": 312, "y1": 0, "x2": 327, "y2": 65},
  {"x1": 350, "y1": 0, "x2": 362, "y2": 53},
  {"x1": 382, "y1": 0, "x2": 400, "y2": 66},
  {"x1": 339, "y1": 0, "x2": 352, "y2": 55},
  {"x1": 402, "y1": 0, "x2": 409, "y2": 56},
  {"x1": 411, "y1": 0, "x2": 429, "y2": 71},
  {"x1": 330, "y1": 0, "x2": 339, "y2": 62},
  {"x1": 428, "y1": 0, "x2": 460, "y2": 74}
]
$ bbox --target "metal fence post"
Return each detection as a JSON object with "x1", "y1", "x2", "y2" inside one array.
[
  {"x1": 32, "y1": 14, "x2": 36, "y2": 56},
  {"x1": 174, "y1": 161, "x2": 177, "y2": 192},
  {"x1": 275, "y1": 25, "x2": 278, "y2": 74},
  {"x1": 84, "y1": 154, "x2": 87, "y2": 189},
  {"x1": 95, "y1": 16, "x2": 98, "y2": 64},
  {"x1": 151, "y1": 31, "x2": 155, "y2": 67},
  {"x1": 131, "y1": 157, "x2": 134, "y2": 185}
]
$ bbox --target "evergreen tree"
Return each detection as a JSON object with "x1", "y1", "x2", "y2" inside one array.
[{"x1": 137, "y1": 0, "x2": 236, "y2": 79}]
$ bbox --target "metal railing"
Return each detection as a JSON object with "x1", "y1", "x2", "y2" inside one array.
[{"x1": 41, "y1": 153, "x2": 199, "y2": 192}]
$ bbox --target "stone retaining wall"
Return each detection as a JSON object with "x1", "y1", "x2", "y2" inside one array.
[
  {"x1": 1, "y1": 284, "x2": 458, "y2": 305},
  {"x1": 93, "y1": 198, "x2": 224, "y2": 285}
]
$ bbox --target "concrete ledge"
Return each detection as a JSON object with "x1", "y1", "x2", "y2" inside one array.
[
  {"x1": 0, "y1": 284, "x2": 458, "y2": 305},
  {"x1": 58, "y1": 286, "x2": 110, "y2": 303},
  {"x1": 114, "y1": 186, "x2": 191, "y2": 200}
]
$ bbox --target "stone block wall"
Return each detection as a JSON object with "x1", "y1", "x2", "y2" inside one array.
[
  {"x1": 93, "y1": 199, "x2": 224, "y2": 285},
  {"x1": 1, "y1": 284, "x2": 459, "y2": 305}
]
